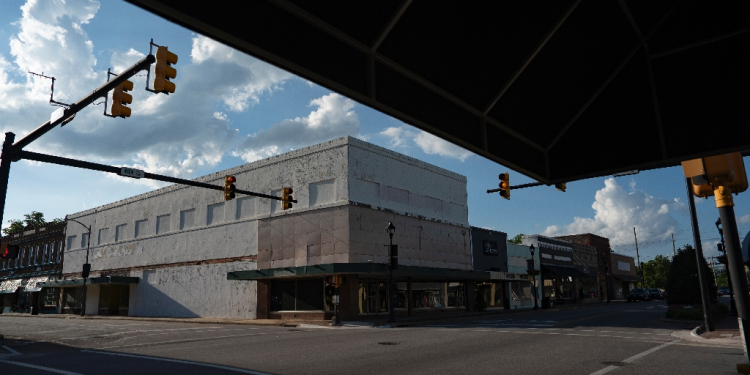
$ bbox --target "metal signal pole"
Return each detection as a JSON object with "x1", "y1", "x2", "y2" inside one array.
[{"x1": 685, "y1": 177, "x2": 714, "y2": 332}]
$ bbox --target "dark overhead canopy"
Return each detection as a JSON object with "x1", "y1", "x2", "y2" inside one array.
[{"x1": 126, "y1": 0, "x2": 750, "y2": 184}]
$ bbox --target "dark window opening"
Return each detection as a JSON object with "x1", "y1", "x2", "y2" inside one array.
[{"x1": 270, "y1": 279, "x2": 324, "y2": 311}]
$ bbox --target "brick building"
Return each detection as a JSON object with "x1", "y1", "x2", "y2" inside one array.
[{"x1": 0, "y1": 222, "x2": 66, "y2": 314}]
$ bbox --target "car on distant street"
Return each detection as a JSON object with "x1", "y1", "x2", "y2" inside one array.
[
  {"x1": 627, "y1": 288, "x2": 651, "y2": 302},
  {"x1": 648, "y1": 288, "x2": 664, "y2": 300},
  {"x1": 718, "y1": 287, "x2": 731, "y2": 296}
]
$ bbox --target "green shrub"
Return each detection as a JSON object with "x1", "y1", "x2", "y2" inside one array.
[
  {"x1": 666, "y1": 245, "x2": 717, "y2": 305},
  {"x1": 665, "y1": 309, "x2": 704, "y2": 320}
]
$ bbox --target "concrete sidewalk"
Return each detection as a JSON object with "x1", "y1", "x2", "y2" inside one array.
[{"x1": 0, "y1": 300, "x2": 616, "y2": 328}]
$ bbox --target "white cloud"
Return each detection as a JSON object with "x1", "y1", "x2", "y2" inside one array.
[
  {"x1": 233, "y1": 93, "x2": 360, "y2": 162},
  {"x1": 738, "y1": 213, "x2": 750, "y2": 224},
  {"x1": 379, "y1": 125, "x2": 473, "y2": 162},
  {"x1": 0, "y1": 4, "x2": 293, "y2": 184},
  {"x1": 542, "y1": 178, "x2": 681, "y2": 248},
  {"x1": 190, "y1": 35, "x2": 292, "y2": 111}
]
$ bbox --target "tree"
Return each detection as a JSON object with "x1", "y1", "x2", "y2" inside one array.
[
  {"x1": 508, "y1": 233, "x2": 525, "y2": 244},
  {"x1": 2, "y1": 211, "x2": 64, "y2": 235},
  {"x1": 714, "y1": 269, "x2": 728, "y2": 287},
  {"x1": 642, "y1": 255, "x2": 671, "y2": 289},
  {"x1": 666, "y1": 245, "x2": 717, "y2": 305}
]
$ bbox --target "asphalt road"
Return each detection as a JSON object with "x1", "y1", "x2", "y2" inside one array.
[{"x1": 0, "y1": 300, "x2": 742, "y2": 375}]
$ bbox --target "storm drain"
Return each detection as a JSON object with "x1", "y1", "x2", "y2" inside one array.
[
  {"x1": 378, "y1": 342, "x2": 400, "y2": 345},
  {"x1": 602, "y1": 361, "x2": 628, "y2": 367}
]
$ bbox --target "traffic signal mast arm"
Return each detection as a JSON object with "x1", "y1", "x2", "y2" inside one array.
[
  {"x1": 16, "y1": 150, "x2": 297, "y2": 203},
  {"x1": 486, "y1": 181, "x2": 545, "y2": 193},
  {"x1": 9, "y1": 54, "x2": 155, "y2": 153}
]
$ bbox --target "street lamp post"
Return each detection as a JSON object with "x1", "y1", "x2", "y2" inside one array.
[
  {"x1": 528, "y1": 244, "x2": 539, "y2": 310},
  {"x1": 717, "y1": 217, "x2": 738, "y2": 316},
  {"x1": 387, "y1": 222, "x2": 396, "y2": 324},
  {"x1": 602, "y1": 252, "x2": 611, "y2": 304},
  {"x1": 65, "y1": 216, "x2": 91, "y2": 316}
]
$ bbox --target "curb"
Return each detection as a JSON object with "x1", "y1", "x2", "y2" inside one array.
[
  {"x1": 0, "y1": 301, "x2": 616, "y2": 329},
  {"x1": 669, "y1": 325, "x2": 742, "y2": 347},
  {"x1": 0, "y1": 313, "x2": 329, "y2": 328}
]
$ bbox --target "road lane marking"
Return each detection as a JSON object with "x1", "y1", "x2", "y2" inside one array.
[
  {"x1": 588, "y1": 339, "x2": 681, "y2": 375},
  {"x1": 81, "y1": 350, "x2": 274, "y2": 374},
  {"x1": 0, "y1": 359, "x2": 83, "y2": 375},
  {"x1": 1, "y1": 345, "x2": 21, "y2": 355}
]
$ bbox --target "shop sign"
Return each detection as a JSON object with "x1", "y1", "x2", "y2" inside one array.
[{"x1": 483, "y1": 240, "x2": 498, "y2": 256}]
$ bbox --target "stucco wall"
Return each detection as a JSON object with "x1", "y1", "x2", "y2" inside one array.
[
  {"x1": 128, "y1": 262, "x2": 257, "y2": 318},
  {"x1": 348, "y1": 138, "x2": 468, "y2": 227}
]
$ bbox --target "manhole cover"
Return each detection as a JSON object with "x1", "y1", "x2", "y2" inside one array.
[
  {"x1": 602, "y1": 362, "x2": 628, "y2": 367},
  {"x1": 378, "y1": 342, "x2": 400, "y2": 345}
]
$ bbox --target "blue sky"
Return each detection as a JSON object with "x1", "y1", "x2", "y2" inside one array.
[{"x1": 1, "y1": 0, "x2": 749, "y2": 263}]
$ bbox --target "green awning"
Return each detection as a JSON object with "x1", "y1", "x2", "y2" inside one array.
[
  {"x1": 228, "y1": 263, "x2": 490, "y2": 281},
  {"x1": 37, "y1": 276, "x2": 140, "y2": 288}
]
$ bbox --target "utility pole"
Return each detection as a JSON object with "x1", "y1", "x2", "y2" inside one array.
[
  {"x1": 634, "y1": 227, "x2": 643, "y2": 288},
  {"x1": 685, "y1": 177, "x2": 714, "y2": 332},
  {"x1": 672, "y1": 233, "x2": 676, "y2": 257}
]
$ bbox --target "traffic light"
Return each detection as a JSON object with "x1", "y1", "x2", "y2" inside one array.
[
  {"x1": 282, "y1": 187, "x2": 293, "y2": 210},
  {"x1": 153, "y1": 46, "x2": 178, "y2": 93},
  {"x1": 499, "y1": 173, "x2": 510, "y2": 200},
  {"x1": 1, "y1": 242, "x2": 19, "y2": 259},
  {"x1": 555, "y1": 182, "x2": 567, "y2": 192},
  {"x1": 110, "y1": 79, "x2": 133, "y2": 118},
  {"x1": 224, "y1": 175, "x2": 236, "y2": 201}
]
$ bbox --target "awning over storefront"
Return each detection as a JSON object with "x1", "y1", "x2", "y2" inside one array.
[
  {"x1": 228, "y1": 263, "x2": 490, "y2": 282},
  {"x1": 0, "y1": 278, "x2": 22, "y2": 294},
  {"x1": 37, "y1": 276, "x2": 140, "y2": 288},
  {"x1": 542, "y1": 265, "x2": 592, "y2": 279},
  {"x1": 612, "y1": 274, "x2": 642, "y2": 282},
  {"x1": 24, "y1": 276, "x2": 50, "y2": 292}
]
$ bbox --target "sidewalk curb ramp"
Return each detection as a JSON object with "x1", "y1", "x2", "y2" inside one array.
[{"x1": 669, "y1": 324, "x2": 742, "y2": 347}]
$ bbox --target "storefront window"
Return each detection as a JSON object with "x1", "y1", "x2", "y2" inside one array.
[
  {"x1": 270, "y1": 279, "x2": 324, "y2": 311},
  {"x1": 512, "y1": 281, "x2": 534, "y2": 307},
  {"x1": 43, "y1": 288, "x2": 59, "y2": 307},
  {"x1": 98, "y1": 285, "x2": 130, "y2": 315},
  {"x1": 63, "y1": 288, "x2": 83, "y2": 314}
]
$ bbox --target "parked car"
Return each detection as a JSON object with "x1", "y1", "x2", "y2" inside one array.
[
  {"x1": 660, "y1": 289, "x2": 668, "y2": 300},
  {"x1": 718, "y1": 287, "x2": 731, "y2": 296},
  {"x1": 628, "y1": 288, "x2": 651, "y2": 302},
  {"x1": 648, "y1": 288, "x2": 664, "y2": 300}
]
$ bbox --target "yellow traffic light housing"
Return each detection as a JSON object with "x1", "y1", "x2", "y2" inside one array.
[
  {"x1": 153, "y1": 46, "x2": 177, "y2": 93},
  {"x1": 499, "y1": 173, "x2": 510, "y2": 200},
  {"x1": 282, "y1": 187, "x2": 294, "y2": 210},
  {"x1": 682, "y1": 152, "x2": 748, "y2": 199},
  {"x1": 555, "y1": 182, "x2": 567, "y2": 192},
  {"x1": 224, "y1": 175, "x2": 236, "y2": 201},
  {"x1": 110, "y1": 79, "x2": 133, "y2": 118}
]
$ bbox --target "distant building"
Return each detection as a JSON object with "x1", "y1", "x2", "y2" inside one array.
[
  {"x1": 470, "y1": 227, "x2": 541, "y2": 310},
  {"x1": 609, "y1": 253, "x2": 640, "y2": 299},
  {"x1": 555, "y1": 233, "x2": 614, "y2": 301},
  {"x1": 0, "y1": 222, "x2": 66, "y2": 314},
  {"x1": 522, "y1": 235, "x2": 598, "y2": 306}
]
